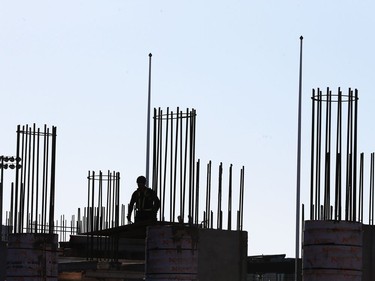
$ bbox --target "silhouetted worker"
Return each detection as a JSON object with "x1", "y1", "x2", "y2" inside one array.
[{"x1": 127, "y1": 176, "x2": 160, "y2": 223}]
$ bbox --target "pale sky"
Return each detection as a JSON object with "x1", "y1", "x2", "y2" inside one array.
[{"x1": 1, "y1": 1, "x2": 375, "y2": 257}]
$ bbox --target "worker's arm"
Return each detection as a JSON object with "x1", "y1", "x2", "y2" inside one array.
[
  {"x1": 127, "y1": 192, "x2": 136, "y2": 221},
  {"x1": 152, "y1": 191, "x2": 161, "y2": 212}
]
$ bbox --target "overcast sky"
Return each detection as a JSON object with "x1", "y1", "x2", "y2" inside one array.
[{"x1": 1, "y1": 1, "x2": 375, "y2": 257}]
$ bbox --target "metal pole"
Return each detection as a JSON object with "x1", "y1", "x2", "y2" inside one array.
[
  {"x1": 14, "y1": 125, "x2": 21, "y2": 233},
  {"x1": 146, "y1": 53, "x2": 152, "y2": 183},
  {"x1": 217, "y1": 163, "x2": 223, "y2": 229},
  {"x1": 310, "y1": 90, "x2": 315, "y2": 220},
  {"x1": 370, "y1": 153, "x2": 374, "y2": 225},
  {"x1": 228, "y1": 164, "x2": 233, "y2": 230},
  {"x1": 335, "y1": 89, "x2": 342, "y2": 220},
  {"x1": 0, "y1": 158, "x2": 3, "y2": 240},
  {"x1": 295, "y1": 35, "x2": 303, "y2": 281},
  {"x1": 49, "y1": 126, "x2": 57, "y2": 234}
]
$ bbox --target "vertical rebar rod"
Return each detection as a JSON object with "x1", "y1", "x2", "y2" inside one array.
[
  {"x1": 154, "y1": 109, "x2": 160, "y2": 217},
  {"x1": 91, "y1": 171, "x2": 95, "y2": 259},
  {"x1": 195, "y1": 160, "x2": 200, "y2": 225},
  {"x1": 41, "y1": 126, "x2": 47, "y2": 232},
  {"x1": 346, "y1": 89, "x2": 353, "y2": 221},
  {"x1": 108, "y1": 171, "x2": 113, "y2": 227},
  {"x1": 35, "y1": 128, "x2": 40, "y2": 232},
  {"x1": 30, "y1": 124, "x2": 36, "y2": 232},
  {"x1": 240, "y1": 166, "x2": 245, "y2": 230},
  {"x1": 14, "y1": 125, "x2": 21, "y2": 233},
  {"x1": 189, "y1": 110, "x2": 195, "y2": 223},
  {"x1": 323, "y1": 88, "x2": 332, "y2": 220},
  {"x1": 21, "y1": 125, "x2": 28, "y2": 232},
  {"x1": 228, "y1": 164, "x2": 233, "y2": 230},
  {"x1": 97, "y1": 171, "x2": 102, "y2": 231},
  {"x1": 173, "y1": 109, "x2": 179, "y2": 222},
  {"x1": 157, "y1": 108, "x2": 163, "y2": 217},
  {"x1": 310, "y1": 89, "x2": 315, "y2": 220},
  {"x1": 352, "y1": 89, "x2": 358, "y2": 221},
  {"x1": 179, "y1": 109, "x2": 184, "y2": 221},
  {"x1": 105, "y1": 172, "x2": 110, "y2": 229},
  {"x1": 169, "y1": 110, "x2": 174, "y2": 222},
  {"x1": 116, "y1": 172, "x2": 120, "y2": 227},
  {"x1": 183, "y1": 109, "x2": 189, "y2": 222},
  {"x1": 152, "y1": 108, "x2": 158, "y2": 192},
  {"x1": 192, "y1": 110, "x2": 197, "y2": 224},
  {"x1": 111, "y1": 172, "x2": 115, "y2": 227},
  {"x1": 206, "y1": 161, "x2": 212, "y2": 228},
  {"x1": 217, "y1": 163, "x2": 223, "y2": 229},
  {"x1": 370, "y1": 153, "x2": 375, "y2": 225},
  {"x1": 19, "y1": 125, "x2": 26, "y2": 232},
  {"x1": 335, "y1": 89, "x2": 342, "y2": 220},
  {"x1": 162, "y1": 108, "x2": 169, "y2": 221},
  {"x1": 49, "y1": 126, "x2": 57, "y2": 233},
  {"x1": 359, "y1": 153, "x2": 364, "y2": 223},
  {"x1": 10, "y1": 183, "x2": 14, "y2": 233},
  {"x1": 45, "y1": 127, "x2": 50, "y2": 232},
  {"x1": 26, "y1": 126, "x2": 32, "y2": 231},
  {"x1": 315, "y1": 89, "x2": 322, "y2": 220},
  {"x1": 86, "y1": 173, "x2": 90, "y2": 260}
]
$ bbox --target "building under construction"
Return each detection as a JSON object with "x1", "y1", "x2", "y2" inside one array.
[
  {"x1": 2, "y1": 78, "x2": 375, "y2": 280},
  {"x1": 0, "y1": 108, "x2": 250, "y2": 281}
]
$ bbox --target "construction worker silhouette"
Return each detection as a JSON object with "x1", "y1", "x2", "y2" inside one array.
[{"x1": 127, "y1": 176, "x2": 160, "y2": 223}]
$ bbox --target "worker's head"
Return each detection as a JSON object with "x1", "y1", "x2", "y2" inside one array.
[{"x1": 136, "y1": 175, "x2": 147, "y2": 186}]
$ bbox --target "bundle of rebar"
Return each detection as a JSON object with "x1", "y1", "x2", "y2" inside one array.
[
  {"x1": 152, "y1": 107, "x2": 245, "y2": 230},
  {"x1": 9, "y1": 124, "x2": 57, "y2": 234},
  {"x1": 309, "y1": 88, "x2": 362, "y2": 222}
]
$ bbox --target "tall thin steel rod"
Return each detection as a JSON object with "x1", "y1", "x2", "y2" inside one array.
[
  {"x1": 310, "y1": 90, "x2": 316, "y2": 220},
  {"x1": 10, "y1": 183, "x2": 14, "y2": 233},
  {"x1": 195, "y1": 160, "x2": 200, "y2": 225},
  {"x1": 352, "y1": 89, "x2": 358, "y2": 221},
  {"x1": 359, "y1": 153, "x2": 364, "y2": 223},
  {"x1": 26, "y1": 126, "x2": 32, "y2": 231},
  {"x1": 239, "y1": 167, "x2": 245, "y2": 230},
  {"x1": 323, "y1": 88, "x2": 332, "y2": 220},
  {"x1": 172, "y1": 109, "x2": 179, "y2": 222},
  {"x1": 44, "y1": 126, "x2": 50, "y2": 232},
  {"x1": 152, "y1": 108, "x2": 158, "y2": 192},
  {"x1": 19, "y1": 125, "x2": 26, "y2": 232},
  {"x1": 146, "y1": 53, "x2": 152, "y2": 183},
  {"x1": 170, "y1": 110, "x2": 174, "y2": 222},
  {"x1": 315, "y1": 89, "x2": 322, "y2": 220},
  {"x1": 345, "y1": 89, "x2": 353, "y2": 221},
  {"x1": 206, "y1": 161, "x2": 212, "y2": 228},
  {"x1": 35, "y1": 128, "x2": 40, "y2": 232},
  {"x1": 162, "y1": 109, "x2": 169, "y2": 221},
  {"x1": 370, "y1": 153, "x2": 374, "y2": 225},
  {"x1": 0, "y1": 159, "x2": 3, "y2": 239},
  {"x1": 157, "y1": 108, "x2": 163, "y2": 208},
  {"x1": 14, "y1": 125, "x2": 21, "y2": 233},
  {"x1": 295, "y1": 35, "x2": 303, "y2": 281},
  {"x1": 179, "y1": 109, "x2": 184, "y2": 221},
  {"x1": 335, "y1": 89, "x2": 342, "y2": 220},
  {"x1": 31, "y1": 124, "x2": 36, "y2": 232},
  {"x1": 217, "y1": 162, "x2": 223, "y2": 229},
  {"x1": 227, "y1": 164, "x2": 233, "y2": 230},
  {"x1": 49, "y1": 126, "x2": 57, "y2": 233},
  {"x1": 182, "y1": 109, "x2": 189, "y2": 221}
]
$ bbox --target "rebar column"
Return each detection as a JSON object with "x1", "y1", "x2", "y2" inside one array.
[{"x1": 309, "y1": 88, "x2": 359, "y2": 222}]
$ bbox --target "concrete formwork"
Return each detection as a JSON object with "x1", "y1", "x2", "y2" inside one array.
[
  {"x1": 362, "y1": 224, "x2": 375, "y2": 281},
  {"x1": 145, "y1": 225, "x2": 247, "y2": 281},
  {"x1": 6, "y1": 233, "x2": 58, "y2": 281},
  {"x1": 303, "y1": 220, "x2": 362, "y2": 281}
]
